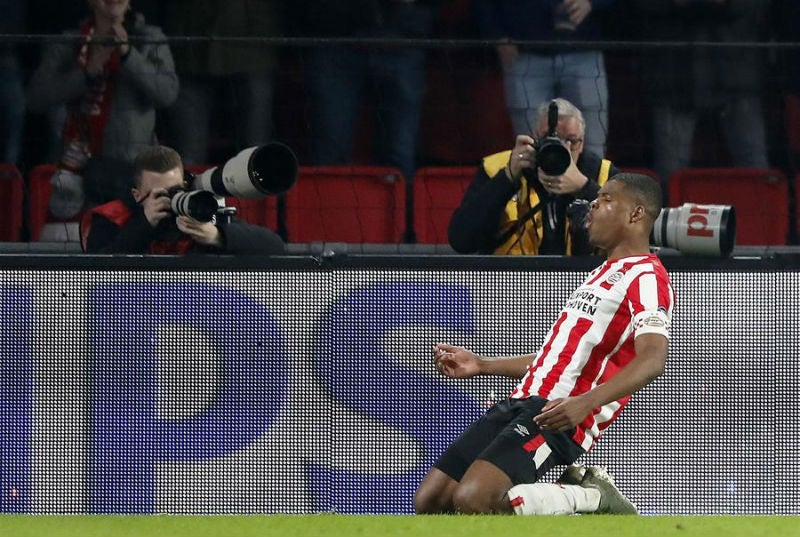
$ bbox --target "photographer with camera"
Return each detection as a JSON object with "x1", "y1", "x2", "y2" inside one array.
[
  {"x1": 80, "y1": 145, "x2": 286, "y2": 255},
  {"x1": 448, "y1": 98, "x2": 619, "y2": 255}
]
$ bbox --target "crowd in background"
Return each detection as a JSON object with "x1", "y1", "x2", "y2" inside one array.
[{"x1": 1, "y1": 0, "x2": 799, "y2": 241}]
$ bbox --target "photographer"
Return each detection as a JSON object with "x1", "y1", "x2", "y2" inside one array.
[
  {"x1": 448, "y1": 98, "x2": 619, "y2": 255},
  {"x1": 80, "y1": 145, "x2": 286, "y2": 255}
]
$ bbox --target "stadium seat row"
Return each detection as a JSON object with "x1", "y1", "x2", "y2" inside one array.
[{"x1": 0, "y1": 164, "x2": 795, "y2": 247}]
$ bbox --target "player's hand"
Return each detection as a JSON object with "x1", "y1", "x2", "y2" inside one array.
[
  {"x1": 533, "y1": 395, "x2": 593, "y2": 432},
  {"x1": 140, "y1": 188, "x2": 173, "y2": 227},
  {"x1": 433, "y1": 343, "x2": 481, "y2": 379},
  {"x1": 176, "y1": 216, "x2": 223, "y2": 247}
]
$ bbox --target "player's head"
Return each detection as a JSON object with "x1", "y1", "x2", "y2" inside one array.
[{"x1": 587, "y1": 173, "x2": 662, "y2": 251}]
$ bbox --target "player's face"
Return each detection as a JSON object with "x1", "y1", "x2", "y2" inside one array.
[
  {"x1": 586, "y1": 180, "x2": 637, "y2": 249},
  {"x1": 132, "y1": 166, "x2": 185, "y2": 203}
]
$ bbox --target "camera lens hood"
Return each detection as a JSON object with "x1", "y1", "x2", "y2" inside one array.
[{"x1": 537, "y1": 138, "x2": 571, "y2": 176}]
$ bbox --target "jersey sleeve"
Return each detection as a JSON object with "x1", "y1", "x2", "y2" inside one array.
[{"x1": 626, "y1": 270, "x2": 674, "y2": 339}]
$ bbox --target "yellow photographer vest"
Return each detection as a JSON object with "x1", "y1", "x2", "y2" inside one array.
[{"x1": 482, "y1": 150, "x2": 612, "y2": 255}]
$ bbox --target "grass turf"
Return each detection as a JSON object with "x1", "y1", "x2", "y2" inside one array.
[{"x1": 0, "y1": 514, "x2": 797, "y2": 537}]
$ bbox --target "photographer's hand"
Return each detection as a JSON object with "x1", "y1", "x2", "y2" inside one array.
[
  {"x1": 538, "y1": 147, "x2": 587, "y2": 195},
  {"x1": 507, "y1": 134, "x2": 537, "y2": 182},
  {"x1": 176, "y1": 216, "x2": 223, "y2": 248},
  {"x1": 140, "y1": 188, "x2": 173, "y2": 227}
]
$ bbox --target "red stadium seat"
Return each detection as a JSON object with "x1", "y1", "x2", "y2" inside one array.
[
  {"x1": 27, "y1": 164, "x2": 59, "y2": 241},
  {"x1": 283, "y1": 166, "x2": 405, "y2": 243},
  {"x1": 413, "y1": 166, "x2": 474, "y2": 244},
  {"x1": 796, "y1": 173, "x2": 800, "y2": 239},
  {"x1": 185, "y1": 165, "x2": 278, "y2": 230},
  {"x1": 0, "y1": 164, "x2": 24, "y2": 241},
  {"x1": 668, "y1": 167, "x2": 789, "y2": 246}
]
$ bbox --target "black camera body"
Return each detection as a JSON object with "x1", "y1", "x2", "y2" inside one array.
[{"x1": 529, "y1": 100, "x2": 572, "y2": 177}]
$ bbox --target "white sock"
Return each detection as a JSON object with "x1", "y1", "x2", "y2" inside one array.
[{"x1": 508, "y1": 483, "x2": 601, "y2": 515}]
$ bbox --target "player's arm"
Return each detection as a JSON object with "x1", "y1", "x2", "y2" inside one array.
[
  {"x1": 535, "y1": 267, "x2": 674, "y2": 431},
  {"x1": 433, "y1": 343, "x2": 534, "y2": 380},
  {"x1": 534, "y1": 333, "x2": 667, "y2": 431},
  {"x1": 477, "y1": 353, "x2": 536, "y2": 379},
  {"x1": 576, "y1": 333, "x2": 667, "y2": 407}
]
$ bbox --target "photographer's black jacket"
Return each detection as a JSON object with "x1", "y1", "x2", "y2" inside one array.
[
  {"x1": 448, "y1": 150, "x2": 618, "y2": 255},
  {"x1": 81, "y1": 199, "x2": 286, "y2": 255}
]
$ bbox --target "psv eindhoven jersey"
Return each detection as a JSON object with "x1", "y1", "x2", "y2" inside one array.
[{"x1": 509, "y1": 254, "x2": 675, "y2": 451}]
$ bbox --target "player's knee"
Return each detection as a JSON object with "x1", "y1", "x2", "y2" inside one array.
[
  {"x1": 413, "y1": 485, "x2": 445, "y2": 514},
  {"x1": 452, "y1": 481, "x2": 503, "y2": 514}
]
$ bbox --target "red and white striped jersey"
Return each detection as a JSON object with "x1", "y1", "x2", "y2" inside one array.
[{"x1": 509, "y1": 254, "x2": 675, "y2": 451}]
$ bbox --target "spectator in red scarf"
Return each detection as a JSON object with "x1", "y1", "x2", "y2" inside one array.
[{"x1": 27, "y1": 0, "x2": 179, "y2": 220}]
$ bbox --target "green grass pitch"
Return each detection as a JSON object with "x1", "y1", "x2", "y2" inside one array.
[{"x1": 0, "y1": 515, "x2": 797, "y2": 537}]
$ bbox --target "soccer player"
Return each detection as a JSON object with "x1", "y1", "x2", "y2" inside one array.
[{"x1": 414, "y1": 173, "x2": 674, "y2": 515}]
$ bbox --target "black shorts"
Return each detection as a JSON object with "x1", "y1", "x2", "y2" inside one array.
[{"x1": 434, "y1": 397, "x2": 585, "y2": 485}]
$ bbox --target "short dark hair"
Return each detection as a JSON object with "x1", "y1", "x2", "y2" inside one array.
[
  {"x1": 133, "y1": 145, "x2": 183, "y2": 187},
  {"x1": 609, "y1": 172, "x2": 663, "y2": 222}
]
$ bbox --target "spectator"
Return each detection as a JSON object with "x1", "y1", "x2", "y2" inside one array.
[
  {"x1": 163, "y1": 0, "x2": 282, "y2": 165},
  {"x1": 81, "y1": 144, "x2": 285, "y2": 254},
  {"x1": 0, "y1": 0, "x2": 26, "y2": 164},
  {"x1": 26, "y1": 0, "x2": 179, "y2": 220},
  {"x1": 631, "y1": 0, "x2": 769, "y2": 188},
  {"x1": 297, "y1": 0, "x2": 444, "y2": 184},
  {"x1": 473, "y1": 0, "x2": 614, "y2": 158},
  {"x1": 448, "y1": 98, "x2": 620, "y2": 255}
]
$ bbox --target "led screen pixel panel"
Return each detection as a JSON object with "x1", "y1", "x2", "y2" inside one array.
[{"x1": 0, "y1": 267, "x2": 796, "y2": 514}]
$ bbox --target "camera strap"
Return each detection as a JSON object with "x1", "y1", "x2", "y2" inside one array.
[{"x1": 494, "y1": 201, "x2": 543, "y2": 250}]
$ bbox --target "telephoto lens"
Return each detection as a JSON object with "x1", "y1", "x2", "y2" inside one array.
[
  {"x1": 536, "y1": 138, "x2": 571, "y2": 176},
  {"x1": 190, "y1": 142, "x2": 298, "y2": 198},
  {"x1": 650, "y1": 203, "x2": 736, "y2": 257}
]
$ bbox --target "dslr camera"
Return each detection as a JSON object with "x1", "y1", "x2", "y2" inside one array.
[
  {"x1": 526, "y1": 100, "x2": 572, "y2": 178},
  {"x1": 168, "y1": 142, "x2": 299, "y2": 223}
]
